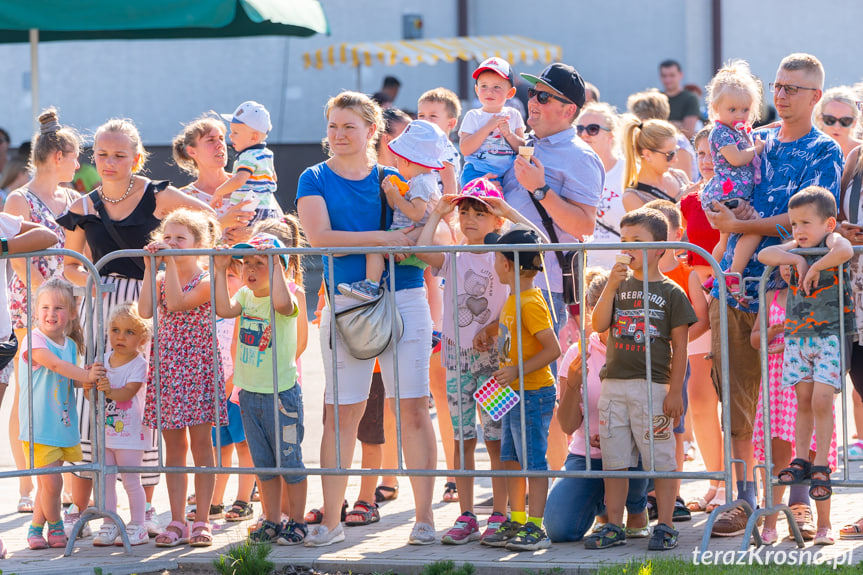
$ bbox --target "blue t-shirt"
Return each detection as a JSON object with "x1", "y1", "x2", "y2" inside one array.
[
  {"x1": 18, "y1": 329, "x2": 80, "y2": 448},
  {"x1": 712, "y1": 126, "x2": 844, "y2": 311},
  {"x1": 295, "y1": 163, "x2": 424, "y2": 291}
]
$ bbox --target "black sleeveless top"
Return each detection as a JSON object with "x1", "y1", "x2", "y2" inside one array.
[{"x1": 57, "y1": 180, "x2": 166, "y2": 280}]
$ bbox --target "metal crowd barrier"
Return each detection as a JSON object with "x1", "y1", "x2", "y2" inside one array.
[
  {"x1": 744, "y1": 249, "x2": 863, "y2": 551},
  {"x1": 7, "y1": 242, "x2": 745, "y2": 556}
]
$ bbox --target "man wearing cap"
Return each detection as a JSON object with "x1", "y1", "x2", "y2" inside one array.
[{"x1": 501, "y1": 62, "x2": 605, "y2": 334}]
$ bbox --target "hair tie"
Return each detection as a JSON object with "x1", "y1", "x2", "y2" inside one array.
[
  {"x1": 40, "y1": 119, "x2": 62, "y2": 135},
  {"x1": 636, "y1": 121, "x2": 643, "y2": 129}
]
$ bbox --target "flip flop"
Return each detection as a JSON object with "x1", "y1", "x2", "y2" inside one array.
[
  {"x1": 374, "y1": 484, "x2": 399, "y2": 503},
  {"x1": 17, "y1": 495, "x2": 34, "y2": 513}
]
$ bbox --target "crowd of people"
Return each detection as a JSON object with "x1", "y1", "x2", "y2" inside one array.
[{"x1": 0, "y1": 49, "x2": 862, "y2": 559}]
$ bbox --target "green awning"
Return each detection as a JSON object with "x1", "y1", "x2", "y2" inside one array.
[{"x1": 0, "y1": 0, "x2": 329, "y2": 42}]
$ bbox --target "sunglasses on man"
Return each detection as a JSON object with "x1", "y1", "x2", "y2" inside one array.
[
  {"x1": 528, "y1": 87, "x2": 572, "y2": 106},
  {"x1": 576, "y1": 124, "x2": 611, "y2": 136},
  {"x1": 769, "y1": 82, "x2": 818, "y2": 96}
]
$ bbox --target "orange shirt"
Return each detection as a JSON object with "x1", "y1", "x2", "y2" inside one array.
[{"x1": 663, "y1": 261, "x2": 693, "y2": 301}]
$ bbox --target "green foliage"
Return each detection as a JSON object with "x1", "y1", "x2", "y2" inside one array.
[
  {"x1": 213, "y1": 540, "x2": 275, "y2": 575},
  {"x1": 419, "y1": 560, "x2": 475, "y2": 575}
]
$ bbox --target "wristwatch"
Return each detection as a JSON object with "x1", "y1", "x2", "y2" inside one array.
[{"x1": 532, "y1": 184, "x2": 550, "y2": 201}]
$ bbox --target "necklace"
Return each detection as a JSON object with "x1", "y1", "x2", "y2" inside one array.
[{"x1": 98, "y1": 177, "x2": 135, "y2": 204}]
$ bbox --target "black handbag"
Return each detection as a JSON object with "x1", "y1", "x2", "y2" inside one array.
[
  {"x1": 527, "y1": 192, "x2": 581, "y2": 305},
  {"x1": 0, "y1": 331, "x2": 18, "y2": 372},
  {"x1": 332, "y1": 167, "x2": 404, "y2": 359}
]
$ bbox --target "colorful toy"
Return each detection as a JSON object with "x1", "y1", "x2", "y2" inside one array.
[
  {"x1": 388, "y1": 175, "x2": 409, "y2": 196},
  {"x1": 473, "y1": 376, "x2": 520, "y2": 421}
]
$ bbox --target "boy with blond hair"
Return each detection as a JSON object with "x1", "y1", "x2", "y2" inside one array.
[{"x1": 418, "y1": 87, "x2": 462, "y2": 197}]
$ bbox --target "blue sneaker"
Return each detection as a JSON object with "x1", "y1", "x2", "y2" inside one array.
[{"x1": 338, "y1": 280, "x2": 380, "y2": 301}]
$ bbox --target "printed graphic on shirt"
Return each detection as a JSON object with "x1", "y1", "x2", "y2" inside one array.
[
  {"x1": 53, "y1": 383, "x2": 72, "y2": 428},
  {"x1": 612, "y1": 308, "x2": 663, "y2": 346},
  {"x1": 105, "y1": 397, "x2": 132, "y2": 434},
  {"x1": 458, "y1": 269, "x2": 494, "y2": 327},
  {"x1": 239, "y1": 311, "x2": 272, "y2": 368}
]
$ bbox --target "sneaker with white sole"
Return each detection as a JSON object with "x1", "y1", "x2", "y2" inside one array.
[
  {"x1": 304, "y1": 523, "x2": 345, "y2": 547},
  {"x1": 93, "y1": 523, "x2": 120, "y2": 547},
  {"x1": 408, "y1": 522, "x2": 436, "y2": 545},
  {"x1": 480, "y1": 512, "x2": 506, "y2": 542},
  {"x1": 505, "y1": 522, "x2": 551, "y2": 551},
  {"x1": 337, "y1": 280, "x2": 380, "y2": 301},
  {"x1": 442, "y1": 512, "x2": 480, "y2": 544},
  {"x1": 144, "y1": 505, "x2": 162, "y2": 537},
  {"x1": 711, "y1": 506, "x2": 747, "y2": 537},
  {"x1": 118, "y1": 522, "x2": 149, "y2": 546},
  {"x1": 64, "y1": 504, "x2": 92, "y2": 539}
]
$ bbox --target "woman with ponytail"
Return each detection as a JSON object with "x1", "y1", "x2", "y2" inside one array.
[{"x1": 621, "y1": 117, "x2": 690, "y2": 211}]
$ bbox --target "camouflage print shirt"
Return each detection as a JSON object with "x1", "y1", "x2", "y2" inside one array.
[{"x1": 785, "y1": 238, "x2": 857, "y2": 340}]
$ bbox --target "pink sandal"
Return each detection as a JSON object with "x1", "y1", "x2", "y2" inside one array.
[
  {"x1": 190, "y1": 521, "x2": 213, "y2": 547},
  {"x1": 47, "y1": 524, "x2": 67, "y2": 548},
  {"x1": 154, "y1": 520, "x2": 189, "y2": 548}
]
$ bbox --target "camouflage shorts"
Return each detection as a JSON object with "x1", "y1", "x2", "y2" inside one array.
[{"x1": 446, "y1": 365, "x2": 502, "y2": 442}]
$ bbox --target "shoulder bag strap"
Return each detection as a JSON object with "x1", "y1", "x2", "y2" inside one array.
[
  {"x1": 90, "y1": 190, "x2": 146, "y2": 273},
  {"x1": 377, "y1": 166, "x2": 387, "y2": 230},
  {"x1": 527, "y1": 192, "x2": 567, "y2": 269}
]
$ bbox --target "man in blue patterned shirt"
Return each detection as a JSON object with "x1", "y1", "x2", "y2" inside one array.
[{"x1": 705, "y1": 53, "x2": 844, "y2": 538}]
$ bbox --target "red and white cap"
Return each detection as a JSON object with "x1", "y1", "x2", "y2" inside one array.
[{"x1": 472, "y1": 57, "x2": 515, "y2": 85}]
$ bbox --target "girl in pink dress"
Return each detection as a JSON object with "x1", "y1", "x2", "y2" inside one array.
[
  {"x1": 751, "y1": 265, "x2": 838, "y2": 544},
  {"x1": 139, "y1": 209, "x2": 226, "y2": 548}
]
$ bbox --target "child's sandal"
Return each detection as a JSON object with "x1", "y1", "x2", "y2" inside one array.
[
  {"x1": 189, "y1": 521, "x2": 213, "y2": 547},
  {"x1": 225, "y1": 500, "x2": 254, "y2": 522},
  {"x1": 584, "y1": 523, "x2": 626, "y2": 549},
  {"x1": 809, "y1": 466, "x2": 832, "y2": 501},
  {"x1": 777, "y1": 457, "x2": 810, "y2": 484},
  {"x1": 154, "y1": 520, "x2": 189, "y2": 547}
]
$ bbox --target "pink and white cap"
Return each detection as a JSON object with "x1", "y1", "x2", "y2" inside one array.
[{"x1": 454, "y1": 177, "x2": 504, "y2": 207}]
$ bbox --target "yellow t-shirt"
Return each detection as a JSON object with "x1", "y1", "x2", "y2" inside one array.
[{"x1": 497, "y1": 287, "x2": 555, "y2": 391}]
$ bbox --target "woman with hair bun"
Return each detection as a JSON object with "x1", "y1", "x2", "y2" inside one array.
[
  {"x1": 172, "y1": 115, "x2": 256, "y2": 241},
  {"x1": 4, "y1": 108, "x2": 82, "y2": 514}
]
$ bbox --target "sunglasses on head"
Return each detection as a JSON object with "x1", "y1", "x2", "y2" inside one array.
[
  {"x1": 650, "y1": 148, "x2": 678, "y2": 161},
  {"x1": 528, "y1": 87, "x2": 572, "y2": 106},
  {"x1": 822, "y1": 114, "x2": 855, "y2": 128},
  {"x1": 576, "y1": 124, "x2": 611, "y2": 136}
]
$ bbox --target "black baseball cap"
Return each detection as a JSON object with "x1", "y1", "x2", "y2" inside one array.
[
  {"x1": 521, "y1": 63, "x2": 586, "y2": 108},
  {"x1": 485, "y1": 226, "x2": 544, "y2": 271}
]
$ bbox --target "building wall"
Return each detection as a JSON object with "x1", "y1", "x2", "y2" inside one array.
[{"x1": 0, "y1": 0, "x2": 860, "y2": 151}]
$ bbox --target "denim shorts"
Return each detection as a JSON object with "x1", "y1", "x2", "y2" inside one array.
[
  {"x1": 239, "y1": 386, "x2": 306, "y2": 484},
  {"x1": 212, "y1": 401, "x2": 246, "y2": 447},
  {"x1": 500, "y1": 385, "x2": 556, "y2": 470}
]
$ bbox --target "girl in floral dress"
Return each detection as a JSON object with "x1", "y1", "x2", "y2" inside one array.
[
  {"x1": 139, "y1": 208, "x2": 227, "y2": 548},
  {"x1": 751, "y1": 265, "x2": 838, "y2": 545}
]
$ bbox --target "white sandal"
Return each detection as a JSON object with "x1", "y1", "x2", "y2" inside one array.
[{"x1": 706, "y1": 487, "x2": 726, "y2": 513}]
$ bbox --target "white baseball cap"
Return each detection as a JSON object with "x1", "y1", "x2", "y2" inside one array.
[
  {"x1": 387, "y1": 120, "x2": 447, "y2": 169},
  {"x1": 220, "y1": 101, "x2": 272, "y2": 134}
]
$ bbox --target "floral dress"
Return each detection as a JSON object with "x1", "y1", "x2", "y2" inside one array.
[
  {"x1": 752, "y1": 290, "x2": 838, "y2": 470},
  {"x1": 9, "y1": 188, "x2": 72, "y2": 329},
  {"x1": 142, "y1": 271, "x2": 227, "y2": 430}
]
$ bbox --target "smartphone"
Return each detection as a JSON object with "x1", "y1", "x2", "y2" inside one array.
[{"x1": 723, "y1": 199, "x2": 740, "y2": 209}]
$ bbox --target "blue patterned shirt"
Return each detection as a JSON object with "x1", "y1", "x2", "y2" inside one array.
[{"x1": 711, "y1": 126, "x2": 844, "y2": 312}]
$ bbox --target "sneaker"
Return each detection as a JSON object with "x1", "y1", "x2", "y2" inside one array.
[
  {"x1": 119, "y1": 522, "x2": 149, "y2": 546},
  {"x1": 505, "y1": 522, "x2": 551, "y2": 551},
  {"x1": 93, "y1": 523, "x2": 120, "y2": 547},
  {"x1": 304, "y1": 523, "x2": 345, "y2": 547},
  {"x1": 480, "y1": 519, "x2": 522, "y2": 547},
  {"x1": 442, "y1": 512, "x2": 480, "y2": 545},
  {"x1": 144, "y1": 505, "x2": 162, "y2": 537},
  {"x1": 711, "y1": 506, "x2": 748, "y2": 537},
  {"x1": 337, "y1": 280, "x2": 380, "y2": 301},
  {"x1": 408, "y1": 522, "x2": 436, "y2": 545},
  {"x1": 789, "y1": 503, "x2": 815, "y2": 541},
  {"x1": 760, "y1": 527, "x2": 779, "y2": 545},
  {"x1": 63, "y1": 504, "x2": 92, "y2": 539},
  {"x1": 814, "y1": 527, "x2": 835, "y2": 546},
  {"x1": 848, "y1": 441, "x2": 863, "y2": 461},
  {"x1": 480, "y1": 512, "x2": 506, "y2": 542},
  {"x1": 28, "y1": 524, "x2": 48, "y2": 550}
]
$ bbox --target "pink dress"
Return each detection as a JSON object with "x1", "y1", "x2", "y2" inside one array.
[
  {"x1": 143, "y1": 271, "x2": 227, "y2": 430},
  {"x1": 752, "y1": 290, "x2": 838, "y2": 470}
]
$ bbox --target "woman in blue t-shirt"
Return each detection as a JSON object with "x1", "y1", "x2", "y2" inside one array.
[{"x1": 296, "y1": 91, "x2": 438, "y2": 546}]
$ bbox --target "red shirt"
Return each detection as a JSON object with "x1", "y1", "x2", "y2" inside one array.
[{"x1": 680, "y1": 191, "x2": 720, "y2": 267}]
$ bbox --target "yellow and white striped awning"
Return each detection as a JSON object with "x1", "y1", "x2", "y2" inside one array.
[{"x1": 303, "y1": 35, "x2": 562, "y2": 70}]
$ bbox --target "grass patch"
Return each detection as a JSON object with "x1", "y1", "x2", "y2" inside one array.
[
  {"x1": 213, "y1": 540, "x2": 275, "y2": 575},
  {"x1": 595, "y1": 556, "x2": 861, "y2": 574},
  {"x1": 420, "y1": 560, "x2": 475, "y2": 575}
]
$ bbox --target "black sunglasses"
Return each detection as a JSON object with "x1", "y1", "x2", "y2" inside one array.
[
  {"x1": 528, "y1": 87, "x2": 572, "y2": 106},
  {"x1": 650, "y1": 148, "x2": 678, "y2": 161},
  {"x1": 576, "y1": 123, "x2": 611, "y2": 136},
  {"x1": 822, "y1": 114, "x2": 855, "y2": 128}
]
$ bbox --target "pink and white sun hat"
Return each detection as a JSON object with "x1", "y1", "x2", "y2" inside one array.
[
  {"x1": 387, "y1": 120, "x2": 447, "y2": 169},
  {"x1": 453, "y1": 177, "x2": 504, "y2": 207}
]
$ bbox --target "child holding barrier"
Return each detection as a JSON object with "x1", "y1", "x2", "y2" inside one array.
[
  {"x1": 140, "y1": 209, "x2": 227, "y2": 548},
  {"x1": 86, "y1": 302, "x2": 151, "y2": 547},
  {"x1": 19, "y1": 279, "x2": 106, "y2": 550},
  {"x1": 213, "y1": 220, "x2": 308, "y2": 546},
  {"x1": 758, "y1": 186, "x2": 856, "y2": 546}
]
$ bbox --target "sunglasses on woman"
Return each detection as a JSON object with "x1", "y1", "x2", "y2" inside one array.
[
  {"x1": 576, "y1": 124, "x2": 611, "y2": 136},
  {"x1": 528, "y1": 87, "x2": 572, "y2": 106},
  {"x1": 650, "y1": 148, "x2": 678, "y2": 161},
  {"x1": 822, "y1": 114, "x2": 855, "y2": 128}
]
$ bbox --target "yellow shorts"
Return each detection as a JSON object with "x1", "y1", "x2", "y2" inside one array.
[{"x1": 22, "y1": 442, "x2": 83, "y2": 468}]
